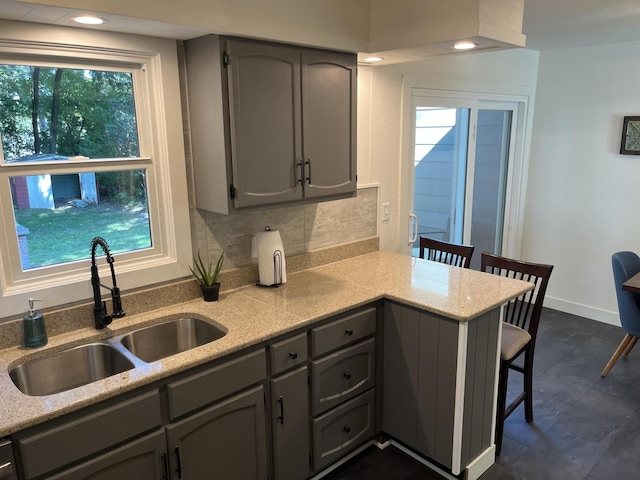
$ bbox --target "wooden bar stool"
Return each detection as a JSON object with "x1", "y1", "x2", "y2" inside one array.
[{"x1": 481, "y1": 252, "x2": 554, "y2": 455}]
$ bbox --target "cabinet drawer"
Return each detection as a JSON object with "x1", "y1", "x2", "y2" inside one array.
[
  {"x1": 167, "y1": 349, "x2": 266, "y2": 420},
  {"x1": 311, "y1": 338, "x2": 375, "y2": 416},
  {"x1": 269, "y1": 332, "x2": 308, "y2": 376},
  {"x1": 311, "y1": 389, "x2": 374, "y2": 472},
  {"x1": 17, "y1": 390, "x2": 162, "y2": 480},
  {"x1": 311, "y1": 307, "x2": 376, "y2": 358}
]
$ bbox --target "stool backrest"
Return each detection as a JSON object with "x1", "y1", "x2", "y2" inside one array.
[
  {"x1": 419, "y1": 236, "x2": 475, "y2": 268},
  {"x1": 481, "y1": 252, "x2": 554, "y2": 342}
]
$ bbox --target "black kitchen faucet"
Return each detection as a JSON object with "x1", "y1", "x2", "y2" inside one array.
[{"x1": 90, "y1": 236, "x2": 126, "y2": 329}]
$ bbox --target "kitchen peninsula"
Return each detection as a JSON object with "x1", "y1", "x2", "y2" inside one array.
[{"x1": 0, "y1": 251, "x2": 532, "y2": 480}]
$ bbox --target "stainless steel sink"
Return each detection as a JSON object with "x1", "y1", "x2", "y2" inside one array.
[
  {"x1": 118, "y1": 317, "x2": 227, "y2": 363},
  {"x1": 9, "y1": 343, "x2": 135, "y2": 396}
]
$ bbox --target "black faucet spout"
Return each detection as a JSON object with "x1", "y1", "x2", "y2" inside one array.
[{"x1": 90, "y1": 237, "x2": 125, "y2": 329}]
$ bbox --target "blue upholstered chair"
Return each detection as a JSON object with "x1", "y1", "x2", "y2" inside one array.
[{"x1": 601, "y1": 251, "x2": 640, "y2": 376}]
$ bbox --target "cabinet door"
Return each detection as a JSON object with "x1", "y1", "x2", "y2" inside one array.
[
  {"x1": 166, "y1": 385, "x2": 268, "y2": 480},
  {"x1": 226, "y1": 38, "x2": 303, "y2": 208},
  {"x1": 45, "y1": 429, "x2": 166, "y2": 480},
  {"x1": 271, "y1": 367, "x2": 310, "y2": 480},
  {"x1": 301, "y1": 49, "x2": 357, "y2": 199}
]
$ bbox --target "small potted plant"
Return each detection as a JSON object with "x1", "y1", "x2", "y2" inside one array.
[{"x1": 190, "y1": 250, "x2": 224, "y2": 302}]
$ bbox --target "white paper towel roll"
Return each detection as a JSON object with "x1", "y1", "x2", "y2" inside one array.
[{"x1": 256, "y1": 228, "x2": 287, "y2": 286}]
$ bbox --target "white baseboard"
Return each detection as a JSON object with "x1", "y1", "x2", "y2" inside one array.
[
  {"x1": 544, "y1": 296, "x2": 620, "y2": 327},
  {"x1": 465, "y1": 445, "x2": 495, "y2": 480},
  {"x1": 390, "y1": 441, "x2": 458, "y2": 480}
]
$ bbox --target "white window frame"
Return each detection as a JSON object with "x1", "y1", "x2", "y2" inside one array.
[{"x1": 0, "y1": 23, "x2": 192, "y2": 319}]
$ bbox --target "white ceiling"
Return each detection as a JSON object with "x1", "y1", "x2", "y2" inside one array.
[
  {"x1": 0, "y1": 0, "x2": 639, "y2": 54},
  {"x1": 522, "y1": 0, "x2": 640, "y2": 50}
]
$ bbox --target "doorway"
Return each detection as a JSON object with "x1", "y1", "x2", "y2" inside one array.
[{"x1": 402, "y1": 90, "x2": 524, "y2": 269}]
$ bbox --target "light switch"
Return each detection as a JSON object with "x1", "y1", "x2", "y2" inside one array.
[{"x1": 382, "y1": 203, "x2": 390, "y2": 222}]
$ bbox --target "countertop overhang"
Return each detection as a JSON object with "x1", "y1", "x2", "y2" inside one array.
[{"x1": 0, "y1": 251, "x2": 533, "y2": 437}]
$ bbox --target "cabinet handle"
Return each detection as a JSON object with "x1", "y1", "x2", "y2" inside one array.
[
  {"x1": 344, "y1": 372, "x2": 352, "y2": 379},
  {"x1": 161, "y1": 452, "x2": 169, "y2": 480},
  {"x1": 277, "y1": 395, "x2": 285, "y2": 425},
  {"x1": 174, "y1": 446, "x2": 183, "y2": 479},
  {"x1": 305, "y1": 158, "x2": 312, "y2": 184},
  {"x1": 289, "y1": 351, "x2": 298, "y2": 360},
  {"x1": 345, "y1": 329, "x2": 353, "y2": 336},
  {"x1": 296, "y1": 161, "x2": 304, "y2": 188},
  {"x1": 343, "y1": 426, "x2": 351, "y2": 434}
]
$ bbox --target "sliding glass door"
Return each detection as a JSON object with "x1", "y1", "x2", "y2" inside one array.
[{"x1": 404, "y1": 92, "x2": 520, "y2": 269}]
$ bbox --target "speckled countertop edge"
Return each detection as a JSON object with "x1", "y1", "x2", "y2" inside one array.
[{"x1": 0, "y1": 251, "x2": 532, "y2": 437}]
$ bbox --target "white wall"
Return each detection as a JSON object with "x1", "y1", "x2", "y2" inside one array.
[
  {"x1": 362, "y1": 48, "x2": 539, "y2": 254},
  {"x1": 525, "y1": 41, "x2": 640, "y2": 325}
]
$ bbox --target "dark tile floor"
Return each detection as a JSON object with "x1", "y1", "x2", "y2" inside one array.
[{"x1": 323, "y1": 308, "x2": 640, "y2": 480}]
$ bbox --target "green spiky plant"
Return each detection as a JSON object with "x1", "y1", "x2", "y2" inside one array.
[{"x1": 189, "y1": 250, "x2": 224, "y2": 286}]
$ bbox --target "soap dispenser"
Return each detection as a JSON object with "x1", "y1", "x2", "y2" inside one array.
[{"x1": 23, "y1": 298, "x2": 47, "y2": 348}]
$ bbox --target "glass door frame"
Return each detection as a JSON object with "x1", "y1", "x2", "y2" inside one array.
[{"x1": 399, "y1": 88, "x2": 528, "y2": 259}]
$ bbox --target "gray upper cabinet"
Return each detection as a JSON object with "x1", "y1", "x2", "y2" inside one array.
[
  {"x1": 300, "y1": 49, "x2": 357, "y2": 199},
  {"x1": 226, "y1": 39, "x2": 303, "y2": 208},
  {"x1": 184, "y1": 35, "x2": 357, "y2": 214}
]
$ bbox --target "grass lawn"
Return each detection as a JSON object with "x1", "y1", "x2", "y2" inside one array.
[{"x1": 14, "y1": 202, "x2": 151, "y2": 269}]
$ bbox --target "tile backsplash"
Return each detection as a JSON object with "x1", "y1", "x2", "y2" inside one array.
[{"x1": 190, "y1": 186, "x2": 378, "y2": 270}]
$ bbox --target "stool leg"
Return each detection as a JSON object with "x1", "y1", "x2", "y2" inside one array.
[
  {"x1": 495, "y1": 360, "x2": 509, "y2": 456},
  {"x1": 524, "y1": 348, "x2": 534, "y2": 423}
]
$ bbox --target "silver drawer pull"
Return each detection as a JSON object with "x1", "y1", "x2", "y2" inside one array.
[
  {"x1": 289, "y1": 352, "x2": 298, "y2": 360},
  {"x1": 345, "y1": 329, "x2": 354, "y2": 336},
  {"x1": 0, "y1": 462, "x2": 11, "y2": 470}
]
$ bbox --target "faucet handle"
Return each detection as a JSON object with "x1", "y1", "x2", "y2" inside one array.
[{"x1": 111, "y1": 287, "x2": 126, "y2": 318}]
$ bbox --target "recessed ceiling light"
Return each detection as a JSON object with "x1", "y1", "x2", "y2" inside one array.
[
  {"x1": 363, "y1": 57, "x2": 383, "y2": 63},
  {"x1": 453, "y1": 41, "x2": 477, "y2": 50},
  {"x1": 71, "y1": 15, "x2": 107, "y2": 25}
]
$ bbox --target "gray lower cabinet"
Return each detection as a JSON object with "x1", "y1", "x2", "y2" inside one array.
[
  {"x1": 14, "y1": 349, "x2": 268, "y2": 480},
  {"x1": 45, "y1": 429, "x2": 166, "y2": 480},
  {"x1": 309, "y1": 307, "x2": 377, "y2": 473},
  {"x1": 268, "y1": 332, "x2": 310, "y2": 480},
  {"x1": 15, "y1": 390, "x2": 163, "y2": 480},
  {"x1": 183, "y1": 34, "x2": 356, "y2": 214},
  {"x1": 166, "y1": 385, "x2": 268, "y2": 480},
  {"x1": 270, "y1": 367, "x2": 310, "y2": 480},
  {"x1": 382, "y1": 301, "x2": 501, "y2": 474}
]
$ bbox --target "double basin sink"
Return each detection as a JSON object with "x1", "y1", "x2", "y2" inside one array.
[{"x1": 9, "y1": 317, "x2": 227, "y2": 397}]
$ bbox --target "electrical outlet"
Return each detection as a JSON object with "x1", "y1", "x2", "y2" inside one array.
[
  {"x1": 382, "y1": 203, "x2": 390, "y2": 222},
  {"x1": 250, "y1": 236, "x2": 257, "y2": 258}
]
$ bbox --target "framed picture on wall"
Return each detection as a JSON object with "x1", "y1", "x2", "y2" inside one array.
[{"x1": 620, "y1": 116, "x2": 640, "y2": 155}]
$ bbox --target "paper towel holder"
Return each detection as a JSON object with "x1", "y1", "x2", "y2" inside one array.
[{"x1": 256, "y1": 226, "x2": 286, "y2": 288}]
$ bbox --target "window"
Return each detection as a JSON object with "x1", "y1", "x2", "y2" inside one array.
[
  {"x1": 0, "y1": 26, "x2": 191, "y2": 319},
  {"x1": 2, "y1": 65, "x2": 152, "y2": 270}
]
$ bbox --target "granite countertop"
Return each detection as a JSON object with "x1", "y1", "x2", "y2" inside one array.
[{"x1": 0, "y1": 251, "x2": 532, "y2": 437}]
